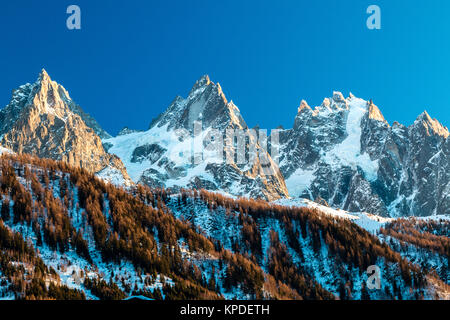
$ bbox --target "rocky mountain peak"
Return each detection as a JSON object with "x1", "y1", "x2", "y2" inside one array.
[
  {"x1": 37, "y1": 68, "x2": 51, "y2": 83},
  {"x1": 297, "y1": 100, "x2": 312, "y2": 114},
  {"x1": 321, "y1": 98, "x2": 331, "y2": 108},
  {"x1": 28, "y1": 69, "x2": 72, "y2": 118},
  {"x1": 151, "y1": 75, "x2": 246, "y2": 132},
  {"x1": 105, "y1": 75, "x2": 288, "y2": 200},
  {"x1": 366, "y1": 101, "x2": 387, "y2": 123},
  {"x1": 413, "y1": 110, "x2": 449, "y2": 138},
  {"x1": 189, "y1": 74, "x2": 211, "y2": 94},
  {"x1": 317, "y1": 92, "x2": 349, "y2": 114},
  {"x1": 0, "y1": 70, "x2": 130, "y2": 185},
  {"x1": 332, "y1": 91, "x2": 345, "y2": 102},
  {"x1": 278, "y1": 90, "x2": 449, "y2": 217},
  {"x1": 7, "y1": 69, "x2": 111, "y2": 139},
  {"x1": 118, "y1": 126, "x2": 141, "y2": 136}
]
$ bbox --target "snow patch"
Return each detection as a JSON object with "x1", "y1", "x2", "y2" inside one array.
[
  {"x1": 285, "y1": 167, "x2": 315, "y2": 198},
  {"x1": 322, "y1": 97, "x2": 379, "y2": 181}
]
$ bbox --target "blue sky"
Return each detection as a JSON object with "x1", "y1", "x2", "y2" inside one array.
[{"x1": 0, "y1": 0, "x2": 449, "y2": 135}]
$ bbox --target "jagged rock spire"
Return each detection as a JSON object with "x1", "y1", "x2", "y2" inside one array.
[
  {"x1": 190, "y1": 74, "x2": 211, "y2": 93},
  {"x1": 297, "y1": 100, "x2": 312, "y2": 113},
  {"x1": 38, "y1": 68, "x2": 50, "y2": 82},
  {"x1": 414, "y1": 110, "x2": 449, "y2": 138},
  {"x1": 366, "y1": 100, "x2": 387, "y2": 123},
  {"x1": 153, "y1": 75, "x2": 246, "y2": 132},
  {"x1": 0, "y1": 70, "x2": 129, "y2": 183}
]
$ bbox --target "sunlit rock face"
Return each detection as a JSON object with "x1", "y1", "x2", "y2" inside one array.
[{"x1": 0, "y1": 69, "x2": 131, "y2": 185}]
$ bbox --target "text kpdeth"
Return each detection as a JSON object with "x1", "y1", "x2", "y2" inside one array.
[{"x1": 179, "y1": 304, "x2": 270, "y2": 317}]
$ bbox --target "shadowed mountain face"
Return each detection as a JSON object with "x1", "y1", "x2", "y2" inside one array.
[
  {"x1": 0, "y1": 70, "x2": 130, "y2": 185},
  {"x1": 277, "y1": 94, "x2": 449, "y2": 217}
]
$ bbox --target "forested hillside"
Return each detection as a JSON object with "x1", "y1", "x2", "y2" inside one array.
[
  {"x1": 0, "y1": 153, "x2": 447, "y2": 300},
  {"x1": 167, "y1": 190, "x2": 447, "y2": 299},
  {"x1": 380, "y1": 218, "x2": 450, "y2": 287}
]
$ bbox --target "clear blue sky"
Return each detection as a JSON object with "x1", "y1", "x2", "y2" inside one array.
[{"x1": 0, "y1": 0, "x2": 449, "y2": 135}]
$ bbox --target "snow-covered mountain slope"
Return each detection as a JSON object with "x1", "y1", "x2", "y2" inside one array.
[
  {"x1": 277, "y1": 94, "x2": 449, "y2": 217},
  {"x1": 104, "y1": 75, "x2": 288, "y2": 201},
  {"x1": 0, "y1": 70, "x2": 131, "y2": 186}
]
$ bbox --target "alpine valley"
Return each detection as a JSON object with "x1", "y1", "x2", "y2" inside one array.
[{"x1": 0, "y1": 70, "x2": 448, "y2": 300}]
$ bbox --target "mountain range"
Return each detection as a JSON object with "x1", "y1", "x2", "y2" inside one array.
[
  {"x1": 1, "y1": 70, "x2": 449, "y2": 217},
  {"x1": 0, "y1": 70, "x2": 448, "y2": 300}
]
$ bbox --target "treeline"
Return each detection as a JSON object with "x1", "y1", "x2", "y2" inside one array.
[{"x1": 380, "y1": 218, "x2": 450, "y2": 257}]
